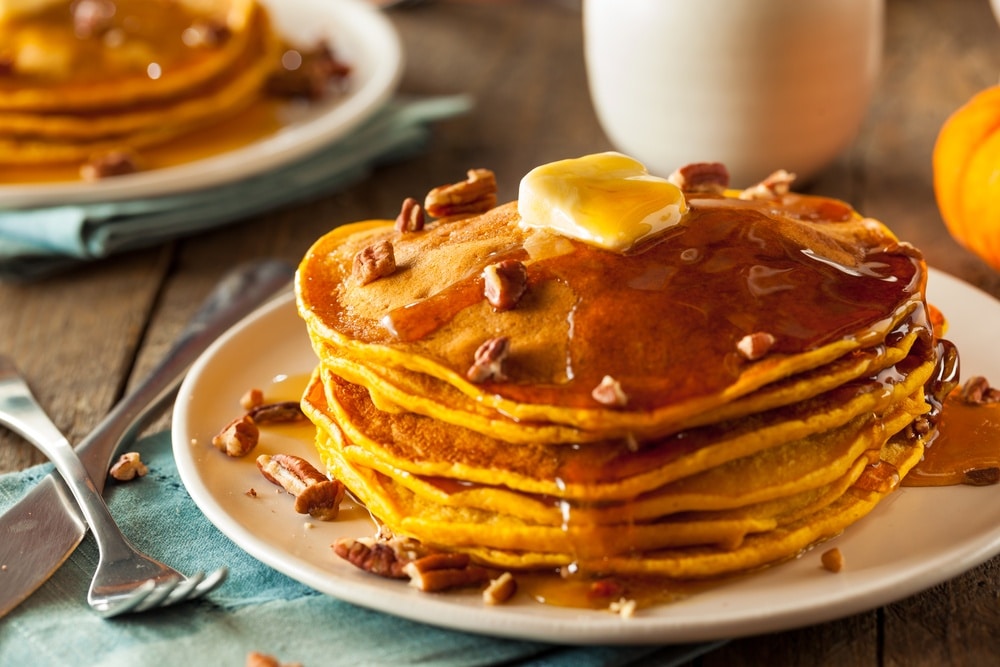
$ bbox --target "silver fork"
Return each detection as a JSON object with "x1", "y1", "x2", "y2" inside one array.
[{"x1": 0, "y1": 357, "x2": 227, "y2": 617}]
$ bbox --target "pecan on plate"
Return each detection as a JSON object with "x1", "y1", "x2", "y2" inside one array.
[
  {"x1": 256, "y1": 454, "x2": 345, "y2": 520},
  {"x1": 212, "y1": 414, "x2": 259, "y2": 457}
]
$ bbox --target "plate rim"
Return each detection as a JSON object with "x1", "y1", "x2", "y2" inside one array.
[
  {"x1": 0, "y1": 0, "x2": 402, "y2": 208},
  {"x1": 171, "y1": 267, "x2": 1000, "y2": 645}
]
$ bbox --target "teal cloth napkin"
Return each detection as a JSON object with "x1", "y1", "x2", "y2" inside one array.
[
  {"x1": 0, "y1": 432, "x2": 723, "y2": 666},
  {"x1": 0, "y1": 95, "x2": 472, "y2": 281}
]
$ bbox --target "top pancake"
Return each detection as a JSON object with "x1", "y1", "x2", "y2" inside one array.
[
  {"x1": 296, "y1": 191, "x2": 930, "y2": 438},
  {"x1": 0, "y1": 0, "x2": 256, "y2": 112}
]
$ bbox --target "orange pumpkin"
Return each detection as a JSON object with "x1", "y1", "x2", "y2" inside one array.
[{"x1": 932, "y1": 85, "x2": 1000, "y2": 272}]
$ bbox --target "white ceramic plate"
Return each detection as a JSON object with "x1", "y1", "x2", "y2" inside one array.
[
  {"x1": 172, "y1": 269, "x2": 1000, "y2": 644},
  {"x1": 0, "y1": 0, "x2": 402, "y2": 208}
]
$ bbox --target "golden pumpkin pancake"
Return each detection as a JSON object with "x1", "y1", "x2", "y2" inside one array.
[
  {"x1": 0, "y1": 8, "x2": 281, "y2": 164},
  {"x1": 0, "y1": 0, "x2": 350, "y2": 178},
  {"x1": 0, "y1": 0, "x2": 256, "y2": 112},
  {"x1": 295, "y1": 153, "x2": 957, "y2": 584}
]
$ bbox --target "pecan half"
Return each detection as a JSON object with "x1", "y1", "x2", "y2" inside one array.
[
  {"x1": 483, "y1": 259, "x2": 528, "y2": 311},
  {"x1": 333, "y1": 537, "x2": 410, "y2": 579},
  {"x1": 395, "y1": 197, "x2": 426, "y2": 233},
  {"x1": 591, "y1": 375, "x2": 628, "y2": 407},
  {"x1": 404, "y1": 552, "x2": 489, "y2": 592},
  {"x1": 736, "y1": 331, "x2": 776, "y2": 361},
  {"x1": 212, "y1": 414, "x2": 259, "y2": 457},
  {"x1": 424, "y1": 169, "x2": 498, "y2": 218},
  {"x1": 738, "y1": 169, "x2": 796, "y2": 200},
  {"x1": 256, "y1": 453, "x2": 345, "y2": 520},
  {"x1": 109, "y1": 452, "x2": 148, "y2": 482},
  {"x1": 667, "y1": 162, "x2": 730, "y2": 193},
  {"x1": 467, "y1": 336, "x2": 510, "y2": 383},
  {"x1": 352, "y1": 239, "x2": 396, "y2": 285}
]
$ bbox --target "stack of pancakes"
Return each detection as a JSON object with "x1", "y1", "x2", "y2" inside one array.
[
  {"x1": 296, "y1": 165, "x2": 954, "y2": 580},
  {"x1": 0, "y1": 0, "x2": 280, "y2": 171}
]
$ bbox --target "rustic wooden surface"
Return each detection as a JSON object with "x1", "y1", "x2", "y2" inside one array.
[{"x1": 2, "y1": 0, "x2": 999, "y2": 664}]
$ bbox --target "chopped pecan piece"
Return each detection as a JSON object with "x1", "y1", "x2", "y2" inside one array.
[
  {"x1": 248, "y1": 401, "x2": 306, "y2": 424},
  {"x1": 667, "y1": 162, "x2": 730, "y2": 193},
  {"x1": 212, "y1": 414, "x2": 259, "y2": 457},
  {"x1": 404, "y1": 552, "x2": 489, "y2": 592},
  {"x1": 609, "y1": 597, "x2": 638, "y2": 618},
  {"x1": 256, "y1": 453, "x2": 345, "y2": 520},
  {"x1": 240, "y1": 388, "x2": 265, "y2": 411},
  {"x1": 736, "y1": 331, "x2": 776, "y2": 361},
  {"x1": 483, "y1": 571, "x2": 517, "y2": 605},
  {"x1": 79, "y1": 150, "x2": 141, "y2": 181},
  {"x1": 957, "y1": 376, "x2": 1000, "y2": 404},
  {"x1": 109, "y1": 452, "x2": 148, "y2": 482},
  {"x1": 352, "y1": 239, "x2": 396, "y2": 285},
  {"x1": 821, "y1": 547, "x2": 844, "y2": 573},
  {"x1": 591, "y1": 375, "x2": 628, "y2": 407},
  {"x1": 333, "y1": 537, "x2": 410, "y2": 579},
  {"x1": 424, "y1": 169, "x2": 498, "y2": 218},
  {"x1": 483, "y1": 259, "x2": 528, "y2": 311},
  {"x1": 467, "y1": 336, "x2": 510, "y2": 383},
  {"x1": 395, "y1": 197, "x2": 426, "y2": 233},
  {"x1": 738, "y1": 169, "x2": 796, "y2": 200},
  {"x1": 266, "y1": 42, "x2": 351, "y2": 100}
]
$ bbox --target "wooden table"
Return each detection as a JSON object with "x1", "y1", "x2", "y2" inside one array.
[{"x1": 2, "y1": 1, "x2": 999, "y2": 664}]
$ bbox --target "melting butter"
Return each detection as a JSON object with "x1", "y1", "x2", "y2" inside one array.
[{"x1": 517, "y1": 152, "x2": 688, "y2": 253}]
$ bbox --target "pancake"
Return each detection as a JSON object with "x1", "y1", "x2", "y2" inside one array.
[
  {"x1": 0, "y1": 8, "x2": 281, "y2": 164},
  {"x1": 295, "y1": 153, "x2": 957, "y2": 587},
  {"x1": 0, "y1": 0, "x2": 256, "y2": 112},
  {"x1": 0, "y1": 0, "x2": 349, "y2": 178}
]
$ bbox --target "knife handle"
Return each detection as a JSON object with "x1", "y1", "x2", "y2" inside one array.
[{"x1": 75, "y1": 259, "x2": 293, "y2": 490}]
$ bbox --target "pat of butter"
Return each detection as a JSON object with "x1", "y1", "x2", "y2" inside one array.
[{"x1": 518, "y1": 152, "x2": 688, "y2": 252}]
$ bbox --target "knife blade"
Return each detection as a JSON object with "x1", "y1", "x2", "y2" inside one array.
[{"x1": 0, "y1": 259, "x2": 293, "y2": 618}]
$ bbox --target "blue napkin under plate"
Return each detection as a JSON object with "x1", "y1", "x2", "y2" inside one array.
[
  {"x1": 0, "y1": 95, "x2": 472, "y2": 281},
  {"x1": 0, "y1": 432, "x2": 723, "y2": 666}
]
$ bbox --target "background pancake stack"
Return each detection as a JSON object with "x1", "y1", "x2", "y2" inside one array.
[
  {"x1": 296, "y1": 174, "x2": 955, "y2": 581},
  {"x1": 0, "y1": 0, "x2": 280, "y2": 168}
]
